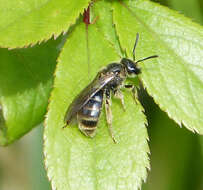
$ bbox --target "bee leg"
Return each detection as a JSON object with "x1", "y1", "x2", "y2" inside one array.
[
  {"x1": 105, "y1": 90, "x2": 117, "y2": 143},
  {"x1": 124, "y1": 84, "x2": 139, "y2": 104},
  {"x1": 114, "y1": 89, "x2": 126, "y2": 111},
  {"x1": 62, "y1": 121, "x2": 70, "y2": 129}
]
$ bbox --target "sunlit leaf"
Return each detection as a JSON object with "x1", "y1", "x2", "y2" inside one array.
[
  {"x1": 112, "y1": 0, "x2": 203, "y2": 134},
  {"x1": 0, "y1": 0, "x2": 91, "y2": 48},
  {"x1": 44, "y1": 22, "x2": 149, "y2": 190},
  {"x1": 92, "y1": 0, "x2": 123, "y2": 57}
]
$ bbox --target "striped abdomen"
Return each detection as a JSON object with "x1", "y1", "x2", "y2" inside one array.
[{"x1": 77, "y1": 90, "x2": 103, "y2": 137}]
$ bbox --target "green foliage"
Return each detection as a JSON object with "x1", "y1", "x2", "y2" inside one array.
[
  {"x1": 141, "y1": 94, "x2": 203, "y2": 190},
  {"x1": 0, "y1": 0, "x2": 91, "y2": 48},
  {"x1": 0, "y1": 0, "x2": 202, "y2": 189},
  {"x1": 112, "y1": 0, "x2": 203, "y2": 134},
  {"x1": 44, "y1": 22, "x2": 149, "y2": 190},
  {"x1": 166, "y1": 0, "x2": 203, "y2": 24},
  {"x1": 0, "y1": 37, "x2": 63, "y2": 145}
]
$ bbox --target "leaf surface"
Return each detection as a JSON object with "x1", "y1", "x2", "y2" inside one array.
[
  {"x1": 112, "y1": 0, "x2": 203, "y2": 134},
  {"x1": 44, "y1": 22, "x2": 149, "y2": 190},
  {"x1": 0, "y1": 0, "x2": 91, "y2": 48},
  {"x1": 92, "y1": 0, "x2": 123, "y2": 57},
  {"x1": 0, "y1": 36, "x2": 62, "y2": 145}
]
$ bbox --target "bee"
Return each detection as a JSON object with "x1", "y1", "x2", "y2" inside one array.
[{"x1": 64, "y1": 33, "x2": 158, "y2": 143}]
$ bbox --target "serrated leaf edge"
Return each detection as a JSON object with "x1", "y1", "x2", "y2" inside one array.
[
  {"x1": 141, "y1": 78, "x2": 201, "y2": 135},
  {"x1": 113, "y1": 0, "x2": 203, "y2": 135},
  {"x1": 0, "y1": 0, "x2": 92, "y2": 49}
]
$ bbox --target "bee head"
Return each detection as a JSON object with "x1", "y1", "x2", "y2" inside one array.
[
  {"x1": 121, "y1": 58, "x2": 141, "y2": 76},
  {"x1": 121, "y1": 33, "x2": 158, "y2": 77}
]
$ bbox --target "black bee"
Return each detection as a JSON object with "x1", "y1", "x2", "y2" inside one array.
[{"x1": 64, "y1": 33, "x2": 158, "y2": 143}]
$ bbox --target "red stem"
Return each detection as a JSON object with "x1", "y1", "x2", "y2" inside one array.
[{"x1": 83, "y1": 6, "x2": 90, "y2": 25}]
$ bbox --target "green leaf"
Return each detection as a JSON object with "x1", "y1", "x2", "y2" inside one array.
[
  {"x1": 167, "y1": 0, "x2": 203, "y2": 24},
  {"x1": 0, "y1": 36, "x2": 62, "y2": 146},
  {"x1": 0, "y1": 0, "x2": 91, "y2": 48},
  {"x1": 142, "y1": 98, "x2": 203, "y2": 190},
  {"x1": 112, "y1": 0, "x2": 203, "y2": 134},
  {"x1": 44, "y1": 22, "x2": 149, "y2": 190},
  {"x1": 92, "y1": 0, "x2": 123, "y2": 57}
]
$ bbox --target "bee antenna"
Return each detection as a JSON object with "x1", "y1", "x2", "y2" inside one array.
[
  {"x1": 135, "y1": 55, "x2": 158, "y2": 64},
  {"x1": 133, "y1": 33, "x2": 139, "y2": 61}
]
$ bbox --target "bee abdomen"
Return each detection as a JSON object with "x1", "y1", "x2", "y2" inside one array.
[
  {"x1": 78, "y1": 117, "x2": 98, "y2": 137},
  {"x1": 81, "y1": 119, "x2": 98, "y2": 127},
  {"x1": 77, "y1": 91, "x2": 103, "y2": 137}
]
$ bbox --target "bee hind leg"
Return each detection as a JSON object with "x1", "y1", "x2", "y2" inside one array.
[
  {"x1": 105, "y1": 90, "x2": 117, "y2": 143},
  {"x1": 62, "y1": 121, "x2": 70, "y2": 129},
  {"x1": 63, "y1": 117, "x2": 76, "y2": 129},
  {"x1": 124, "y1": 84, "x2": 139, "y2": 104}
]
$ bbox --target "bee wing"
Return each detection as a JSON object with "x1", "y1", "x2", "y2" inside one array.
[{"x1": 64, "y1": 72, "x2": 114, "y2": 124}]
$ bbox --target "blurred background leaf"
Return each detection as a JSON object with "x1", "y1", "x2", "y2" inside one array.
[
  {"x1": 140, "y1": 89, "x2": 203, "y2": 190},
  {"x1": 0, "y1": 35, "x2": 65, "y2": 145},
  {"x1": 0, "y1": 124, "x2": 51, "y2": 190}
]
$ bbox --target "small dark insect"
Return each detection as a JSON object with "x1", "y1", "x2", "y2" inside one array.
[{"x1": 64, "y1": 33, "x2": 158, "y2": 143}]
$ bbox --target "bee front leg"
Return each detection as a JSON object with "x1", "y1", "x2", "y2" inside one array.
[
  {"x1": 105, "y1": 89, "x2": 117, "y2": 143},
  {"x1": 113, "y1": 89, "x2": 126, "y2": 111},
  {"x1": 124, "y1": 84, "x2": 139, "y2": 104}
]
